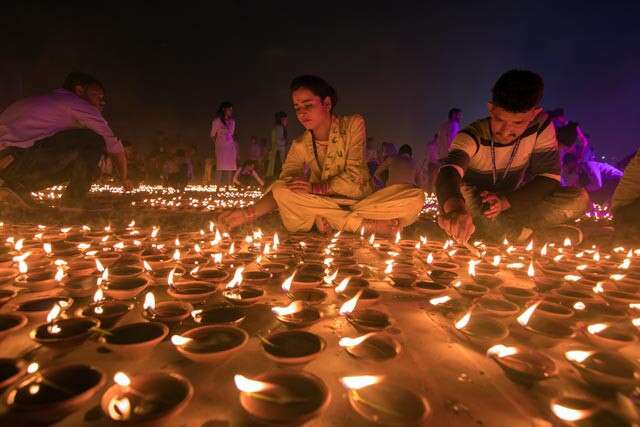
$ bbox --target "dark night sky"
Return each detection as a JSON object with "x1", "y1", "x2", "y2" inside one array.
[{"x1": 2, "y1": 0, "x2": 639, "y2": 160}]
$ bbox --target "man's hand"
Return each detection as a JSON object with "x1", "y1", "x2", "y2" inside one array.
[
  {"x1": 480, "y1": 191, "x2": 511, "y2": 219},
  {"x1": 437, "y1": 198, "x2": 475, "y2": 244},
  {"x1": 286, "y1": 177, "x2": 311, "y2": 193}
]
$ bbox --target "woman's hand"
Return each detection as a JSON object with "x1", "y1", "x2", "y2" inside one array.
[{"x1": 480, "y1": 191, "x2": 511, "y2": 219}]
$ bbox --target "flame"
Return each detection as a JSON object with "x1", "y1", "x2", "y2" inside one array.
[
  {"x1": 610, "y1": 273, "x2": 626, "y2": 281},
  {"x1": 151, "y1": 227, "x2": 159, "y2": 239},
  {"x1": 563, "y1": 237, "x2": 572, "y2": 247},
  {"x1": 394, "y1": 231, "x2": 401, "y2": 244},
  {"x1": 281, "y1": 272, "x2": 295, "y2": 292},
  {"x1": 576, "y1": 264, "x2": 588, "y2": 271},
  {"x1": 108, "y1": 396, "x2": 131, "y2": 421},
  {"x1": 592, "y1": 282, "x2": 605, "y2": 294},
  {"x1": 632, "y1": 318, "x2": 640, "y2": 328},
  {"x1": 273, "y1": 233, "x2": 280, "y2": 248},
  {"x1": 43, "y1": 243, "x2": 52, "y2": 255},
  {"x1": 113, "y1": 241, "x2": 125, "y2": 250},
  {"x1": 167, "y1": 268, "x2": 176, "y2": 287},
  {"x1": 487, "y1": 344, "x2": 519, "y2": 358},
  {"x1": 587, "y1": 323, "x2": 609, "y2": 335},
  {"x1": 492, "y1": 255, "x2": 501, "y2": 267},
  {"x1": 455, "y1": 310, "x2": 472, "y2": 330},
  {"x1": 619, "y1": 258, "x2": 631, "y2": 270},
  {"x1": 194, "y1": 243, "x2": 202, "y2": 253},
  {"x1": 593, "y1": 251, "x2": 600, "y2": 262},
  {"x1": 18, "y1": 258, "x2": 28, "y2": 274},
  {"x1": 234, "y1": 374, "x2": 273, "y2": 393},
  {"x1": 143, "y1": 261, "x2": 152, "y2": 272},
  {"x1": 113, "y1": 371, "x2": 131, "y2": 387},
  {"x1": 190, "y1": 265, "x2": 200, "y2": 276},
  {"x1": 46, "y1": 303, "x2": 62, "y2": 323},
  {"x1": 335, "y1": 277, "x2": 351, "y2": 293},
  {"x1": 573, "y1": 301, "x2": 586, "y2": 311},
  {"x1": 525, "y1": 241, "x2": 533, "y2": 251},
  {"x1": 551, "y1": 403, "x2": 591, "y2": 422},
  {"x1": 565, "y1": 350, "x2": 595, "y2": 363},
  {"x1": 272, "y1": 300, "x2": 305, "y2": 316},
  {"x1": 94, "y1": 306, "x2": 104, "y2": 314},
  {"x1": 540, "y1": 243, "x2": 548, "y2": 257},
  {"x1": 143, "y1": 292, "x2": 155, "y2": 310},
  {"x1": 368, "y1": 234, "x2": 375, "y2": 245},
  {"x1": 631, "y1": 303, "x2": 640, "y2": 310},
  {"x1": 506, "y1": 262, "x2": 524, "y2": 270},
  {"x1": 502, "y1": 237, "x2": 509, "y2": 246},
  {"x1": 323, "y1": 269, "x2": 338, "y2": 285},
  {"x1": 339, "y1": 333, "x2": 376, "y2": 347},
  {"x1": 339, "y1": 289, "x2": 363, "y2": 315},
  {"x1": 468, "y1": 260, "x2": 479, "y2": 277},
  {"x1": 54, "y1": 267, "x2": 64, "y2": 282},
  {"x1": 506, "y1": 245, "x2": 515, "y2": 254},
  {"x1": 172, "y1": 248, "x2": 181, "y2": 262},
  {"x1": 527, "y1": 261, "x2": 535, "y2": 278},
  {"x1": 27, "y1": 362, "x2": 39, "y2": 374},
  {"x1": 340, "y1": 375, "x2": 383, "y2": 390},
  {"x1": 430, "y1": 295, "x2": 452, "y2": 306},
  {"x1": 384, "y1": 260, "x2": 394, "y2": 275},
  {"x1": 93, "y1": 289, "x2": 104, "y2": 303},
  {"x1": 226, "y1": 266, "x2": 245, "y2": 289},
  {"x1": 426, "y1": 253, "x2": 434, "y2": 264},
  {"x1": 228, "y1": 242, "x2": 236, "y2": 255},
  {"x1": 564, "y1": 274, "x2": 581, "y2": 282},
  {"x1": 14, "y1": 238, "x2": 24, "y2": 252},
  {"x1": 517, "y1": 301, "x2": 542, "y2": 327},
  {"x1": 323, "y1": 257, "x2": 334, "y2": 267},
  {"x1": 171, "y1": 335, "x2": 193, "y2": 346}
]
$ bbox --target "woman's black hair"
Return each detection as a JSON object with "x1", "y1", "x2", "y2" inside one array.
[
  {"x1": 290, "y1": 75, "x2": 338, "y2": 112},
  {"x1": 216, "y1": 101, "x2": 233, "y2": 127}
]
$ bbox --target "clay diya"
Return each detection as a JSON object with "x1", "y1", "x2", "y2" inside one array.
[
  {"x1": 261, "y1": 263, "x2": 288, "y2": 280},
  {"x1": 341, "y1": 376, "x2": 430, "y2": 426},
  {"x1": 141, "y1": 254, "x2": 173, "y2": 270},
  {"x1": 0, "y1": 288, "x2": 17, "y2": 307},
  {"x1": 63, "y1": 276, "x2": 97, "y2": 298},
  {"x1": 67, "y1": 260, "x2": 96, "y2": 278},
  {"x1": 190, "y1": 267, "x2": 229, "y2": 284},
  {"x1": 0, "y1": 268, "x2": 18, "y2": 285},
  {"x1": 222, "y1": 286, "x2": 264, "y2": 306},
  {"x1": 142, "y1": 292, "x2": 192, "y2": 324},
  {"x1": 454, "y1": 311, "x2": 509, "y2": 349},
  {"x1": 601, "y1": 290, "x2": 640, "y2": 307},
  {"x1": 428, "y1": 269, "x2": 458, "y2": 286},
  {"x1": 13, "y1": 296, "x2": 73, "y2": 322},
  {"x1": 148, "y1": 265, "x2": 185, "y2": 286},
  {"x1": 487, "y1": 344, "x2": 558, "y2": 385},
  {"x1": 455, "y1": 282, "x2": 489, "y2": 299},
  {"x1": 340, "y1": 332, "x2": 401, "y2": 362},
  {"x1": 96, "y1": 251, "x2": 122, "y2": 267},
  {"x1": 262, "y1": 330, "x2": 326, "y2": 365},
  {"x1": 236, "y1": 371, "x2": 330, "y2": 424},
  {"x1": 583, "y1": 323, "x2": 638, "y2": 349},
  {"x1": 550, "y1": 287, "x2": 597, "y2": 307},
  {"x1": 5, "y1": 364, "x2": 105, "y2": 424},
  {"x1": 291, "y1": 273, "x2": 323, "y2": 289},
  {"x1": 80, "y1": 301, "x2": 133, "y2": 329},
  {"x1": 515, "y1": 316, "x2": 575, "y2": 348},
  {"x1": 103, "y1": 277, "x2": 149, "y2": 300},
  {"x1": 565, "y1": 349, "x2": 640, "y2": 392},
  {"x1": 535, "y1": 300, "x2": 575, "y2": 320},
  {"x1": 430, "y1": 261, "x2": 459, "y2": 273},
  {"x1": 298, "y1": 263, "x2": 324, "y2": 277},
  {"x1": 15, "y1": 269, "x2": 61, "y2": 292},
  {"x1": 31, "y1": 317, "x2": 99, "y2": 350},
  {"x1": 272, "y1": 301, "x2": 322, "y2": 328},
  {"x1": 471, "y1": 273, "x2": 503, "y2": 289},
  {"x1": 387, "y1": 272, "x2": 417, "y2": 288},
  {"x1": 347, "y1": 309, "x2": 391, "y2": 332},
  {"x1": 477, "y1": 297, "x2": 520, "y2": 319},
  {"x1": 0, "y1": 358, "x2": 25, "y2": 390},
  {"x1": 109, "y1": 265, "x2": 144, "y2": 282},
  {"x1": 533, "y1": 276, "x2": 562, "y2": 293},
  {"x1": 288, "y1": 288, "x2": 327, "y2": 305},
  {"x1": 500, "y1": 286, "x2": 538, "y2": 306},
  {"x1": 573, "y1": 302, "x2": 626, "y2": 323},
  {"x1": 167, "y1": 280, "x2": 217, "y2": 303},
  {"x1": 101, "y1": 371, "x2": 193, "y2": 425},
  {"x1": 0, "y1": 313, "x2": 28, "y2": 341},
  {"x1": 192, "y1": 304, "x2": 245, "y2": 325},
  {"x1": 414, "y1": 280, "x2": 448, "y2": 296},
  {"x1": 173, "y1": 325, "x2": 248, "y2": 363},
  {"x1": 242, "y1": 270, "x2": 271, "y2": 287},
  {"x1": 102, "y1": 322, "x2": 169, "y2": 356}
]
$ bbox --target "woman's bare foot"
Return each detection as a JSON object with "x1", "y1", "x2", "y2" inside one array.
[{"x1": 362, "y1": 218, "x2": 401, "y2": 236}]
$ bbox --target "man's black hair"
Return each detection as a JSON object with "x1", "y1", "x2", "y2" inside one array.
[
  {"x1": 62, "y1": 72, "x2": 103, "y2": 91},
  {"x1": 290, "y1": 75, "x2": 338, "y2": 112},
  {"x1": 491, "y1": 70, "x2": 544, "y2": 113},
  {"x1": 448, "y1": 108, "x2": 462, "y2": 120},
  {"x1": 556, "y1": 122, "x2": 579, "y2": 147},
  {"x1": 398, "y1": 144, "x2": 412, "y2": 157}
]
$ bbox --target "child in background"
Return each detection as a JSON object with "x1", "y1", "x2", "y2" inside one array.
[
  {"x1": 233, "y1": 160, "x2": 265, "y2": 187},
  {"x1": 374, "y1": 144, "x2": 422, "y2": 187}
]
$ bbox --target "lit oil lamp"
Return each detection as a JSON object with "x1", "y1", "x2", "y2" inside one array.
[
  {"x1": 0, "y1": 288, "x2": 17, "y2": 307},
  {"x1": 512, "y1": 301, "x2": 575, "y2": 347},
  {"x1": 387, "y1": 272, "x2": 417, "y2": 288},
  {"x1": 5, "y1": 364, "x2": 105, "y2": 424},
  {"x1": 342, "y1": 290, "x2": 391, "y2": 332},
  {"x1": 583, "y1": 322, "x2": 637, "y2": 349},
  {"x1": 468, "y1": 259, "x2": 503, "y2": 289},
  {"x1": 476, "y1": 296, "x2": 520, "y2": 319},
  {"x1": 172, "y1": 325, "x2": 248, "y2": 363},
  {"x1": 147, "y1": 264, "x2": 186, "y2": 287},
  {"x1": 413, "y1": 280, "x2": 448, "y2": 296},
  {"x1": 14, "y1": 267, "x2": 64, "y2": 293},
  {"x1": 550, "y1": 396, "x2": 598, "y2": 424},
  {"x1": 428, "y1": 269, "x2": 458, "y2": 286},
  {"x1": 339, "y1": 332, "x2": 401, "y2": 362},
  {"x1": 235, "y1": 372, "x2": 329, "y2": 424},
  {"x1": 102, "y1": 275, "x2": 149, "y2": 301},
  {"x1": 12, "y1": 296, "x2": 73, "y2": 323},
  {"x1": 454, "y1": 281, "x2": 489, "y2": 300},
  {"x1": 499, "y1": 286, "x2": 538, "y2": 306},
  {"x1": 565, "y1": 349, "x2": 640, "y2": 392},
  {"x1": 534, "y1": 300, "x2": 575, "y2": 320},
  {"x1": 141, "y1": 291, "x2": 192, "y2": 324},
  {"x1": 261, "y1": 330, "x2": 326, "y2": 365},
  {"x1": 341, "y1": 375, "x2": 430, "y2": 426},
  {"x1": 222, "y1": 266, "x2": 264, "y2": 306},
  {"x1": 486, "y1": 344, "x2": 558, "y2": 386},
  {"x1": 272, "y1": 301, "x2": 321, "y2": 328},
  {"x1": 101, "y1": 371, "x2": 193, "y2": 425},
  {"x1": 285, "y1": 271, "x2": 327, "y2": 305},
  {"x1": 572, "y1": 301, "x2": 626, "y2": 323},
  {"x1": 190, "y1": 267, "x2": 229, "y2": 284},
  {"x1": 101, "y1": 322, "x2": 169, "y2": 357},
  {"x1": 453, "y1": 309, "x2": 509, "y2": 349},
  {"x1": 242, "y1": 270, "x2": 272, "y2": 287},
  {"x1": 191, "y1": 304, "x2": 245, "y2": 325},
  {"x1": 30, "y1": 303, "x2": 99, "y2": 350}
]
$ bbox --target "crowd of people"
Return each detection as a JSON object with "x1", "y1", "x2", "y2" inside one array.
[{"x1": 0, "y1": 70, "x2": 637, "y2": 241}]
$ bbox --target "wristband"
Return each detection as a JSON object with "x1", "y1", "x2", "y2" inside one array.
[{"x1": 311, "y1": 182, "x2": 329, "y2": 195}]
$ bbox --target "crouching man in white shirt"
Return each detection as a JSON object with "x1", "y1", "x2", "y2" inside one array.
[{"x1": 0, "y1": 72, "x2": 132, "y2": 211}]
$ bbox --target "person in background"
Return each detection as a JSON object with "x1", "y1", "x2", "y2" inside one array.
[
  {"x1": 419, "y1": 133, "x2": 440, "y2": 192},
  {"x1": 0, "y1": 71, "x2": 131, "y2": 211},
  {"x1": 562, "y1": 153, "x2": 623, "y2": 205},
  {"x1": 267, "y1": 111, "x2": 289, "y2": 181},
  {"x1": 433, "y1": 108, "x2": 462, "y2": 164},
  {"x1": 218, "y1": 75, "x2": 425, "y2": 235},
  {"x1": 435, "y1": 69, "x2": 588, "y2": 244},
  {"x1": 247, "y1": 135, "x2": 264, "y2": 174},
  {"x1": 373, "y1": 141, "x2": 397, "y2": 188},
  {"x1": 366, "y1": 138, "x2": 378, "y2": 179},
  {"x1": 612, "y1": 149, "x2": 640, "y2": 236},
  {"x1": 549, "y1": 108, "x2": 592, "y2": 164},
  {"x1": 163, "y1": 149, "x2": 192, "y2": 188},
  {"x1": 210, "y1": 101, "x2": 236, "y2": 186},
  {"x1": 233, "y1": 160, "x2": 265, "y2": 187},
  {"x1": 374, "y1": 144, "x2": 422, "y2": 187}
]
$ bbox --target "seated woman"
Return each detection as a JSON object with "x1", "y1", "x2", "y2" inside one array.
[
  {"x1": 233, "y1": 160, "x2": 264, "y2": 187},
  {"x1": 218, "y1": 75, "x2": 425, "y2": 235}
]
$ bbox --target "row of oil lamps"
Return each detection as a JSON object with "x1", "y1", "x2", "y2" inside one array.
[{"x1": 0, "y1": 220, "x2": 637, "y2": 425}]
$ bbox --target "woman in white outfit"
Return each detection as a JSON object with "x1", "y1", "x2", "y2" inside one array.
[{"x1": 210, "y1": 101, "x2": 237, "y2": 185}]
